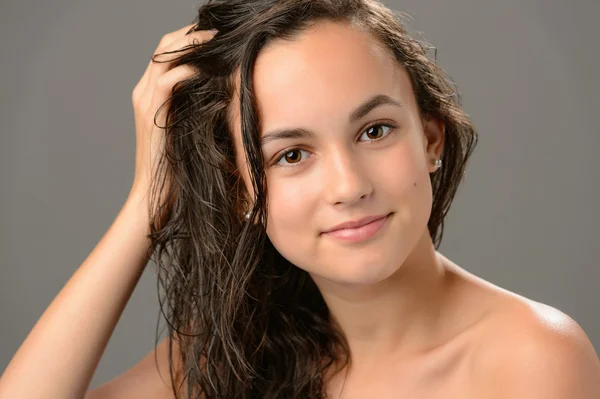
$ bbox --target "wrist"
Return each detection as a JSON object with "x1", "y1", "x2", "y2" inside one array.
[{"x1": 121, "y1": 192, "x2": 151, "y2": 230}]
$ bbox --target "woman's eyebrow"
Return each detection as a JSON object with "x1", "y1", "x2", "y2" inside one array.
[{"x1": 260, "y1": 94, "x2": 403, "y2": 145}]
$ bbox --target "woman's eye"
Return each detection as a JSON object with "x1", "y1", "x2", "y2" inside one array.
[
  {"x1": 359, "y1": 123, "x2": 394, "y2": 142},
  {"x1": 275, "y1": 149, "x2": 310, "y2": 167}
]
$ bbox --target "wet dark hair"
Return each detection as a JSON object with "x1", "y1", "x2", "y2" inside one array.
[{"x1": 147, "y1": 0, "x2": 478, "y2": 397}]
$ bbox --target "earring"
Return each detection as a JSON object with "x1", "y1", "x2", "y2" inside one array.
[
  {"x1": 244, "y1": 211, "x2": 250, "y2": 220},
  {"x1": 434, "y1": 158, "x2": 442, "y2": 169}
]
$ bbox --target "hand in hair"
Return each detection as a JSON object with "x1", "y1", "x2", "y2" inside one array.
[{"x1": 129, "y1": 24, "x2": 218, "y2": 230}]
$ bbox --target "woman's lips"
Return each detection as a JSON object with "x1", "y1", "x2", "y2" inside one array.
[{"x1": 322, "y1": 213, "x2": 391, "y2": 243}]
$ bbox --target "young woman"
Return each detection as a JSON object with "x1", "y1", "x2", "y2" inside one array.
[{"x1": 1, "y1": 0, "x2": 598, "y2": 398}]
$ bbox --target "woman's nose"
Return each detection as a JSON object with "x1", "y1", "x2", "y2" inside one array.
[{"x1": 322, "y1": 149, "x2": 373, "y2": 206}]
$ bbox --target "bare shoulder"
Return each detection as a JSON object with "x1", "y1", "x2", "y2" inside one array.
[
  {"x1": 86, "y1": 336, "x2": 187, "y2": 399},
  {"x1": 437, "y1": 256, "x2": 600, "y2": 397},
  {"x1": 469, "y1": 289, "x2": 600, "y2": 397}
]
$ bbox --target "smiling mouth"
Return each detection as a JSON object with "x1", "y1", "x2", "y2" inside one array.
[{"x1": 321, "y1": 213, "x2": 392, "y2": 243}]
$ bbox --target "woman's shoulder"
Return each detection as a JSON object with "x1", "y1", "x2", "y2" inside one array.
[
  {"x1": 441, "y1": 255, "x2": 587, "y2": 339},
  {"x1": 452, "y1": 266, "x2": 600, "y2": 397},
  {"x1": 472, "y1": 288, "x2": 592, "y2": 359}
]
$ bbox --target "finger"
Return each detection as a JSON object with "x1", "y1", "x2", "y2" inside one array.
[
  {"x1": 155, "y1": 64, "x2": 198, "y2": 97},
  {"x1": 150, "y1": 64, "x2": 199, "y2": 125},
  {"x1": 134, "y1": 24, "x2": 197, "y2": 105},
  {"x1": 147, "y1": 30, "x2": 215, "y2": 89},
  {"x1": 152, "y1": 29, "x2": 216, "y2": 64},
  {"x1": 153, "y1": 23, "x2": 196, "y2": 54},
  {"x1": 154, "y1": 21, "x2": 218, "y2": 63},
  {"x1": 143, "y1": 30, "x2": 215, "y2": 105}
]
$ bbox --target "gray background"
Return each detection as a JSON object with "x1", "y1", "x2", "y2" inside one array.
[{"x1": 1, "y1": 0, "x2": 598, "y2": 390}]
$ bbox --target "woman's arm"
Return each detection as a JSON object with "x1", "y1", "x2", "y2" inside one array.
[
  {"x1": 0, "y1": 195, "x2": 154, "y2": 399},
  {"x1": 0, "y1": 23, "x2": 215, "y2": 399}
]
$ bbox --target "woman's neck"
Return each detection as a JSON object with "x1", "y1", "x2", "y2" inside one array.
[{"x1": 312, "y1": 229, "x2": 452, "y2": 372}]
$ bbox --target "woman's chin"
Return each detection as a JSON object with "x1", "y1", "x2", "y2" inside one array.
[{"x1": 310, "y1": 259, "x2": 403, "y2": 288}]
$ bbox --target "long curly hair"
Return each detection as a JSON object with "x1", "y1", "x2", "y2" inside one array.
[{"x1": 146, "y1": 0, "x2": 478, "y2": 397}]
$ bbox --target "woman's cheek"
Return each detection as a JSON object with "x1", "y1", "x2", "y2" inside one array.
[
  {"x1": 381, "y1": 140, "x2": 433, "y2": 231},
  {"x1": 266, "y1": 176, "x2": 311, "y2": 236},
  {"x1": 381, "y1": 142, "x2": 422, "y2": 193}
]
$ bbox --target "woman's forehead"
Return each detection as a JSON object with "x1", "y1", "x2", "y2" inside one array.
[{"x1": 228, "y1": 21, "x2": 415, "y2": 145}]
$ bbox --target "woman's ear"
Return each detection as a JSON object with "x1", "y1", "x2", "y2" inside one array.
[{"x1": 421, "y1": 115, "x2": 445, "y2": 172}]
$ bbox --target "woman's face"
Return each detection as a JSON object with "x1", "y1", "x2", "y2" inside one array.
[{"x1": 231, "y1": 21, "x2": 444, "y2": 286}]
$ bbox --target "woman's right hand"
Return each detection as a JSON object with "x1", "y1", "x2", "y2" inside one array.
[{"x1": 128, "y1": 24, "x2": 217, "y2": 226}]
